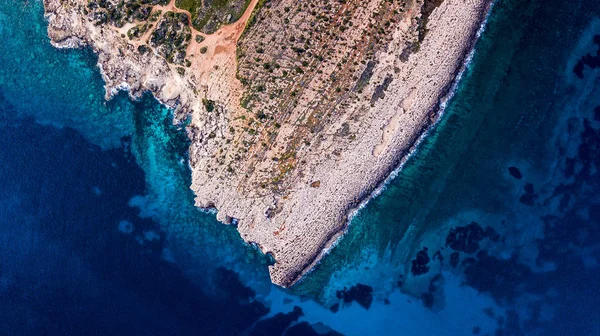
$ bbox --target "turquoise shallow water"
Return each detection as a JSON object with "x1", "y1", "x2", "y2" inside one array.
[
  {"x1": 0, "y1": 2, "x2": 135, "y2": 148},
  {"x1": 1, "y1": 0, "x2": 600, "y2": 334}
]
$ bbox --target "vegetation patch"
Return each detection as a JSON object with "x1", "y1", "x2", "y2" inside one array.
[
  {"x1": 354, "y1": 60, "x2": 377, "y2": 92},
  {"x1": 239, "y1": 0, "x2": 268, "y2": 38},
  {"x1": 149, "y1": 11, "x2": 192, "y2": 64},
  {"x1": 148, "y1": 9, "x2": 162, "y2": 22},
  {"x1": 127, "y1": 23, "x2": 152, "y2": 39},
  {"x1": 175, "y1": 0, "x2": 252, "y2": 34},
  {"x1": 137, "y1": 44, "x2": 150, "y2": 54},
  {"x1": 371, "y1": 75, "x2": 393, "y2": 103},
  {"x1": 232, "y1": 0, "x2": 407, "y2": 189},
  {"x1": 202, "y1": 98, "x2": 215, "y2": 112},
  {"x1": 87, "y1": 0, "x2": 168, "y2": 27}
]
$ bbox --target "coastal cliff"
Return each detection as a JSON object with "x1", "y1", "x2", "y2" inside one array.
[{"x1": 43, "y1": 0, "x2": 491, "y2": 287}]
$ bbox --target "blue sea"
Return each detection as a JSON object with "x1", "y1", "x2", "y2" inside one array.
[{"x1": 1, "y1": 0, "x2": 599, "y2": 335}]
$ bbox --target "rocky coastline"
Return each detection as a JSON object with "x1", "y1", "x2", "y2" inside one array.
[
  {"x1": 43, "y1": 0, "x2": 493, "y2": 287},
  {"x1": 294, "y1": 7, "x2": 493, "y2": 286}
]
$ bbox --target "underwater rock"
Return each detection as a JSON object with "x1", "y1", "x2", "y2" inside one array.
[
  {"x1": 573, "y1": 34, "x2": 600, "y2": 78},
  {"x1": 519, "y1": 183, "x2": 538, "y2": 206},
  {"x1": 411, "y1": 247, "x2": 431, "y2": 276},
  {"x1": 446, "y1": 222, "x2": 486, "y2": 253},
  {"x1": 421, "y1": 273, "x2": 445, "y2": 310},
  {"x1": 335, "y1": 283, "x2": 374, "y2": 310},
  {"x1": 508, "y1": 166, "x2": 523, "y2": 179}
]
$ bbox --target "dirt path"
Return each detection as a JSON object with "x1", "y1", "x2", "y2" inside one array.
[
  {"x1": 189, "y1": 0, "x2": 259, "y2": 64},
  {"x1": 182, "y1": 0, "x2": 258, "y2": 108},
  {"x1": 118, "y1": 0, "x2": 259, "y2": 68}
]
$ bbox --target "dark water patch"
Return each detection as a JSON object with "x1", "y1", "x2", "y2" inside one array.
[
  {"x1": 411, "y1": 247, "x2": 430, "y2": 276},
  {"x1": 421, "y1": 273, "x2": 444, "y2": 310},
  {"x1": 549, "y1": 115, "x2": 600, "y2": 212},
  {"x1": 563, "y1": 157, "x2": 576, "y2": 177},
  {"x1": 464, "y1": 255, "x2": 535, "y2": 303},
  {"x1": 572, "y1": 34, "x2": 600, "y2": 78},
  {"x1": 532, "y1": 107, "x2": 600, "y2": 335},
  {"x1": 249, "y1": 306, "x2": 303, "y2": 336},
  {"x1": 519, "y1": 183, "x2": 538, "y2": 206},
  {"x1": 421, "y1": 292, "x2": 435, "y2": 309},
  {"x1": 524, "y1": 183, "x2": 534, "y2": 194},
  {"x1": 432, "y1": 250, "x2": 444, "y2": 262},
  {"x1": 284, "y1": 322, "x2": 344, "y2": 336},
  {"x1": 213, "y1": 267, "x2": 261, "y2": 303},
  {"x1": 495, "y1": 309, "x2": 524, "y2": 336},
  {"x1": 508, "y1": 166, "x2": 522, "y2": 179},
  {"x1": 594, "y1": 105, "x2": 600, "y2": 121},
  {"x1": 476, "y1": 249, "x2": 489, "y2": 260},
  {"x1": 450, "y1": 252, "x2": 460, "y2": 268},
  {"x1": 461, "y1": 257, "x2": 477, "y2": 268},
  {"x1": 335, "y1": 284, "x2": 374, "y2": 309},
  {"x1": 445, "y1": 222, "x2": 489, "y2": 254}
]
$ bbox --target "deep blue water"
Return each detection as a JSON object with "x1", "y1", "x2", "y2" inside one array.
[
  {"x1": 1, "y1": 0, "x2": 600, "y2": 335},
  {"x1": 0, "y1": 101, "x2": 268, "y2": 335}
]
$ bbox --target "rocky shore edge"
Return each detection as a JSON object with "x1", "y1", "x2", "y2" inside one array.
[{"x1": 283, "y1": 0, "x2": 495, "y2": 287}]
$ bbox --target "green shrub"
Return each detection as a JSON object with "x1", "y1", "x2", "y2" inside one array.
[{"x1": 202, "y1": 98, "x2": 215, "y2": 112}]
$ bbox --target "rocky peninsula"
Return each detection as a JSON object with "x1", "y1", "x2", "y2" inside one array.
[{"x1": 43, "y1": 0, "x2": 492, "y2": 287}]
